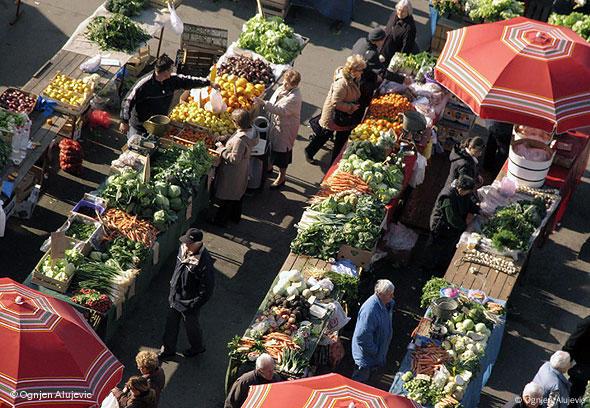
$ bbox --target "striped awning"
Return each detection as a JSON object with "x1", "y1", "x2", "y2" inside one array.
[
  {"x1": 0, "y1": 279, "x2": 123, "y2": 407},
  {"x1": 435, "y1": 17, "x2": 590, "y2": 133},
  {"x1": 242, "y1": 373, "x2": 422, "y2": 408}
]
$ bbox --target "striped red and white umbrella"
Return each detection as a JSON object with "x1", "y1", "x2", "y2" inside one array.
[
  {"x1": 0, "y1": 278, "x2": 123, "y2": 407},
  {"x1": 242, "y1": 373, "x2": 421, "y2": 408},
  {"x1": 435, "y1": 17, "x2": 590, "y2": 133}
]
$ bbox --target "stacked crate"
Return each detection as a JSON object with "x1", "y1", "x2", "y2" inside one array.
[
  {"x1": 175, "y1": 24, "x2": 228, "y2": 78},
  {"x1": 260, "y1": 0, "x2": 290, "y2": 18},
  {"x1": 436, "y1": 95, "x2": 476, "y2": 151}
]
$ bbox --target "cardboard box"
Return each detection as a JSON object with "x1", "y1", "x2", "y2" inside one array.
[
  {"x1": 337, "y1": 245, "x2": 373, "y2": 269},
  {"x1": 15, "y1": 166, "x2": 43, "y2": 203}
]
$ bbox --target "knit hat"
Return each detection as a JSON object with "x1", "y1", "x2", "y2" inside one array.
[{"x1": 368, "y1": 27, "x2": 386, "y2": 42}]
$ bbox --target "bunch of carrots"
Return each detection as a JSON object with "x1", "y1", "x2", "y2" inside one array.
[
  {"x1": 102, "y1": 208, "x2": 158, "y2": 248},
  {"x1": 262, "y1": 332, "x2": 300, "y2": 359},
  {"x1": 411, "y1": 343, "x2": 451, "y2": 376},
  {"x1": 235, "y1": 332, "x2": 299, "y2": 360},
  {"x1": 321, "y1": 171, "x2": 372, "y2": 196},
  {"x1": 367, "y1": 93, "x2": 413, "y2": 121}
]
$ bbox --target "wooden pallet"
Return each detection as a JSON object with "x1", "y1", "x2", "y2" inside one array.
[
  {"x1": 261, "y1": 0, "x2": 290, "y2": 18},
  {"x1": 181, "y1": 24, "x2": 228, "y2": 54}
]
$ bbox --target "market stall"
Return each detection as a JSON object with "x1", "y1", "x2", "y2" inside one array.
[
  {"x1": 225, "y1": 254, "x2": 357, "y2": 392},
  {"x1": 390, "y1": 279, "x2": 507, "y2": 408},
  {"x1": 0, "y1": 0, "x2": 166, "y2": 222},
  {"x1": 443, "y1": 178, "x2": 560, "y2": 300}
]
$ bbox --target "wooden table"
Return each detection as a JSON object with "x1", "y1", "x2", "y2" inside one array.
[
  {"x1": 0, "y1": 49, "x2": 124, "y2": 218},
  {"x1": 444, "y1": 243, "x2": 523, "y2": 301}
]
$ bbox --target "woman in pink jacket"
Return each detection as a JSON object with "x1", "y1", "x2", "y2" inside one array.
[{"x1": 256, "y1": 69, "x2": 302, "y2": 188}]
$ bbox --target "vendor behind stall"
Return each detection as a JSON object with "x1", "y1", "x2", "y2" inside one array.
[
  {"x1": 423, "y1": 175, "x2": 480, "y2": 275},
  {"x1": 445, "y1": 137, "x2": 486, "y2": 189},
  {"x1": 119, "y1": 54, "x2": 210, "y2": 138},
  {"x1": 381, "y1": 0, "x2": 418, "y2": 63}
]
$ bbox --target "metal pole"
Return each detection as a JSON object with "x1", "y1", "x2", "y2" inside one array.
[{"x1": 156, "y1": 26, "x2": 165, "y2": 58}]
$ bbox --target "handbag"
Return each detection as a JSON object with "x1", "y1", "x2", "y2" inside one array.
[{"x1": 333, "y1": 110, "x2": 356, "y2": 127}]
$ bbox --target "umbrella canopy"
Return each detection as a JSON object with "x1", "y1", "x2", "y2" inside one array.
[
  {"x1": 0, "y1": 278, "x2": 123, "y2": 407},
  {"x1": 242, "y1": 373, "x2": 421, "y2": 408},
  {"x1": 435, "y1": 17, "x2": 590, "y2": 133}
]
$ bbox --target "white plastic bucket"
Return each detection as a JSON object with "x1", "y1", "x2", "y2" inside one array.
[{"x1": 507, "y1": 139, "x2": 555, "y2": 187}]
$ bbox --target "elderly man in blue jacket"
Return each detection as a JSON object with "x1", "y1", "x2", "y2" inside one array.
[
  {"x1": 532, "y1": 350, "x2": 573, "y2": 408},
  {"x1": 351, "y1": 279, "x2": 395, "y2": 383}
]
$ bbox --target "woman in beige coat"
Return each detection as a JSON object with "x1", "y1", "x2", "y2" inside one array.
[
  {"x1": 305, "y1": 55, "x2": 366, "y2": 164},
  {"x1": 213, "y1": 109, "x2": 259, "y2": 226},
  {"x1": 255, "y1": 69, "x2": 303, "y2": 188}
]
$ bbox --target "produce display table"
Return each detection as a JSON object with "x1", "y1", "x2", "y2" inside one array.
[
  {"x1": 225, "y1": 252, "x2": 332, "y2": 394},
  {"x1": 389, "y1": 297, "x2": 507, "y2": 408},
  {"x1": 444, "y1": 243, "x2": 521, "y2": 301},
  {"x1": 23, "y1": 175, "x2": 208, "y2": 341}
]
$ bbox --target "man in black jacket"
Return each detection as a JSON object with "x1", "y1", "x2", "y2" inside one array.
[
  {"x1": 119, "y1": 54, "x2": 210, "y2": 137},
  {"x1": 159, "y1": 228, "x2": 215, "y2": 359},
  {"x1": 563, "y1": 315, "x2": 590, "y2": 401},
  {"x1": 423, "y1": 175, "x2": 480, "y2": 275}
]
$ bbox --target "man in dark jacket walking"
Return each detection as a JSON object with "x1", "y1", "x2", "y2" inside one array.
[
  {"x1": 563, "y1": 315, "x2": 590, "y2": 401},
  {"x1": 159, "y1": 228, "x2": 215, "y2": 359},
  {"x1": 423, "y1": 175, "x2": 480, "y2": 275}
]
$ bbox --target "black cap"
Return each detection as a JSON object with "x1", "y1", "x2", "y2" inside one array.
[
  {"x1": 456, "y1": 175, "x2": 475, "y2": 190},
  {"x1": 368, "y1": 27, "x2": 386, "y2": 42},
  {"x1": 179, "y1": 228, "x2": 203, "y2": 244}
]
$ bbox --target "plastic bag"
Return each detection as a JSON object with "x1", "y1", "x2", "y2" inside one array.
[
  {"x1": 101, "y1": 393, "x2": 119, "y2": 408},
  {"x1": 384, "y1": 222, "x2": 419, "y2": 251},
  {"x1": 168, "y1": 2, "x2": 184, "y2": 35},
  {"x1": 326, "y1": 301, "x2": 350, "y2": 332},
  {"x1": 80, "y1": 54, "x2": 101, "y2": 73},
  {"x1": 87, "y1": 110, "x2": 112, "y2": 129},
  {"x1": 205, "y1": 88, "x2": 226, "y2": 114},
  {"x1": 409, "y1": 153, "x2": 427, "y2": 187}
]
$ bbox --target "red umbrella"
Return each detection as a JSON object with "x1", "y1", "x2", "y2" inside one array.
[
  {"x1": 0, "y1": 278, "x2": 123, "y2": 407},
  {"x1": 435, "y1": 17, "x2": 590, "y2": 133},
  {"x1": 242, "y1": 373, "x2": 421, "y2": 408}
]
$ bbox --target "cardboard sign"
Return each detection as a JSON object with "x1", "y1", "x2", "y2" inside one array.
[
  {"x1": 50, "y1": 231, "x2": 67, "y2": 265},
  {"x1": 185, "y1": 196, "x2": 193, "y2": 221},
  {"x1": 152, "y1": 241, "x2": 160, "y2": 265}
]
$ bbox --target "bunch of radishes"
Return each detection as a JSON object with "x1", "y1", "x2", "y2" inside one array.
[{"x1": 59, "y1": 138, "x2": 83, "y2": 175}]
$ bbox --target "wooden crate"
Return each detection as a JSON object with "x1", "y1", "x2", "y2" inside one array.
[
  {"x1": 430, "y1": 17, "x2": 469, "y2": 56},
  {"x1": 175, "y1": 49, "x2": 220, "y2": 78},
  {"x1": 149, "y1": 0, "x2": 182, "y2": 7},
  {"x1": 32, "y1": 249, "x2": 80, "y2": 293},
  {"x1": 261, "y1": 0, "x2": 290, "y2": 18},
  {"x1": 126, "y1": 46, "x2": 151, "y2": 78},
  {"x1": 180, "y1": 24, "x2": 228, "y2": 54},
  {"x1": 41, "y1": 72, "x2": 93, "y2": 117}
]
